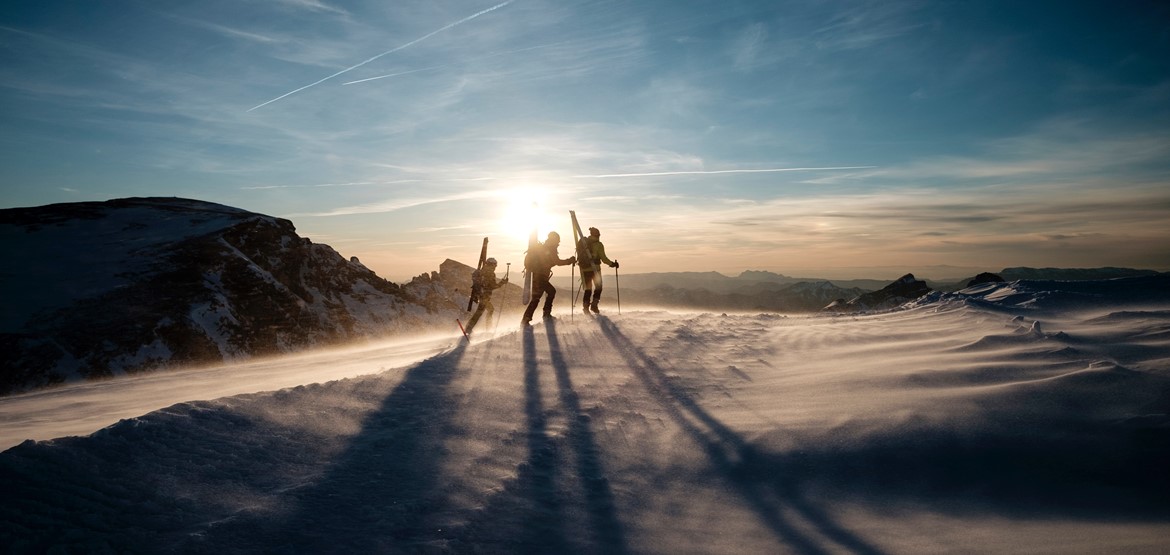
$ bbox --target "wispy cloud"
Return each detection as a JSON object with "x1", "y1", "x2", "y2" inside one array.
[
  {"x1": 342, "y1": 40, "x2": 574, "y2": 86},
  {"x1": 290, "y1": 189, "x2": 503, "y2": 217},
  {"x1": 268, "y1": 0, "x2": 348, "y2": 16},
  {"x1": 573, "y1": 166, "x2": 877, "y2": 179},
  {"x1": 812, "y1": 3, "x2": 928, "y2": 51},
  {"x1": 241, "y1": 179, "x2": 425, "y2": 190},
  {"x1": 804, "y1": 117, "x2": 1170, "y2": 187},
  {"x1": 166, "y1": 16, "x2": 284, "y2": 44}
]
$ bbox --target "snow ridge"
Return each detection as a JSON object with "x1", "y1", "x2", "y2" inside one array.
[{"x1": 3, "y1": 277, "x2": 1168, "y2": 553}]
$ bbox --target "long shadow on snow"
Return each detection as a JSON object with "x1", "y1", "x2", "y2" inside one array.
[
  {"x1": 544, "y1": 319, "x2": 630, "y2": 554},
  {"x1": 449, "y1": 321, "x2": 629, "y2": 554},
  {"x1": 451, "y1": 325, "x2": 570, "y2": 553},
  {"x1": 599, "y1": 316, "x2": 1170, "y2": 524},
  {"x1": 185, "y1": 341, "x2": 472, "y2": 553},
  {"x1": 596, "y1": 316, "x2": 885, "y2": 555}
]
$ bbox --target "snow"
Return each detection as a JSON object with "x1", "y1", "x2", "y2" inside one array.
[
  {"x1": 3, "y1": 278, "x2": 1169, "y2": 554},
  {"x1": 0, "y1": 200, "x2": 257, "y2": 332},
  {"x1": 0, "y1": 334, "x2": 456, "y2": 451}
]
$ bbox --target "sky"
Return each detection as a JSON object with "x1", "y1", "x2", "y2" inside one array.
[{"x1": 1, "y1": 0, "x2": 1168, "y2": 281}]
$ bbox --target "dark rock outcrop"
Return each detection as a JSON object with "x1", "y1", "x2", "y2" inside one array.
[
  {"x1": 0, "y1": 197, "x2": 454, "y2": 394},
  {"x1": 967, "y1": 272, "x2": 1006, "y2": 287},
  {"x1": 822, "y1": 273, "x2": 932, "y2": 313}
]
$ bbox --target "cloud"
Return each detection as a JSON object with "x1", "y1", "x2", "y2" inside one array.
[
  {"x1": 240, "y1": 179, "x2": 425, "y2": 190},
  {"x1": 731, "y1": 23, "x2": 768, "y2": 71},
  {"x1": 268, "y1": 0, "x2": 348, "y2": 16},
  {"x1": 290, "y1": 189, "x2": 503, "y2": 217},
  {"x1": 805, "y1": 117, "x2": 1170, "y2": 187},
  {"x1": 342, "y1": 40, "x2": 577, "y2": 86},
  {"x1": 812, "y1": 2, "x2": 929, "y2": 51},
  {"x1": 573, "y1": 166, "x2": 877, "y2": 179}
]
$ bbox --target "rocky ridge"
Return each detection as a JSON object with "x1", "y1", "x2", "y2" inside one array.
[{"x1": 0, "y1": 198, "x2": 463, "y2": 394}]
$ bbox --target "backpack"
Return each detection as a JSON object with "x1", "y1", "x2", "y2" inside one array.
[
  {"x1": 470, "y1": 268, "x2": 484, "y2": 303},
  {"x1": 524, "y1": 242, "x2": 549, "y2": 274}
]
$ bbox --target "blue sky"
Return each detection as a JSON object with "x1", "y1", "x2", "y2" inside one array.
[{"x1": 2, "y1": 0, "x2": 1168, "y2": 280}]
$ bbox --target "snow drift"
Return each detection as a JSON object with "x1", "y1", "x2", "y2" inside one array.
[{"x1": 2, "y1": 276, "x2": 1168, "y2": 553}]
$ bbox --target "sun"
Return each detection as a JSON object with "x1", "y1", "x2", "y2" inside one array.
[{"x1": 497, "y1": 187, "x2": 559, "y2": 244}]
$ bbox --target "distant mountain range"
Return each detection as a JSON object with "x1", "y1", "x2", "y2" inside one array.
[
  {"x1": 558, "y1": 266, "x2": 1163, "y2": 313},
  {"x1": 1, "y1": 197, "x2": 1161, "y2": 394}
]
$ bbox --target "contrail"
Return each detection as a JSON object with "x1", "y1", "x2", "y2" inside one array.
[
  {"x1": 572, "y1": 166, "x2": 877, "y2": 178},
  {"x1": 343, "y1": 40, "x2": 570, "y2": 86},
  {"x1": 343, "y1": 66, "x2": 445, "y2": 86},
  {"x1": 248, "y1": 0, "x2": 514, "y2": 111}
]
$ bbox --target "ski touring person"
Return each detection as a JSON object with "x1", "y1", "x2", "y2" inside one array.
[
  {"x1": 464, "y1": 258, "x2": 508, "y2": 336},
  {"x1": 577, "y1": 226, "x2": 618, "y2": 314},
  {"x1": 521, "y1": 231, "x2": 576, "y2": 326}
]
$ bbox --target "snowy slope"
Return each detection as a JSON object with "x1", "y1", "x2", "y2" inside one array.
[
  {"x1": 0, "y1": 198, "x2": 463, "y2": 394},
  {"x1": 2, "y1": 277, "x2": 1169, "y2": 554}
]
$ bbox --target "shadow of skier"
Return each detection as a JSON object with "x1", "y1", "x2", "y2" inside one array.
[
  {"x1": 466, "y1": 324, "x2": 572, "y2": 553},
  {"x1": 448, "y1": 322, "x2": 629, "y2": 554},
  {"x1": 544, "y1": 319, "x2": 630, "y2": 555},
  {"x1": 596, "y1": 316, "x2": 886, "y2": 555},
  {"x1": 187, "y1": 341, "x2": 473, "y2": 553}
]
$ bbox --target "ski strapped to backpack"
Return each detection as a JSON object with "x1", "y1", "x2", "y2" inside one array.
[
  {"x1": 569, "y1": 210, "x2": 599, "y2": 316},
  {"x1": 569, "y1": 211, "x2": 599, "y2": 276}
]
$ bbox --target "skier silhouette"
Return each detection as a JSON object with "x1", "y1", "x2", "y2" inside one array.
[
  {"x1": 521, "y1": 231, "x2": 576, "y2": 326},
  {"x1": 465, "y1": 258, "x2": 507, "y2": 335},
  {"x1": 577, "y1": 226, "x2": 618, "y2": 314}
]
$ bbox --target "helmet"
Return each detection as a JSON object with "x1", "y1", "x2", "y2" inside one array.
[
  {"x1": 485, "y1": 257, "x2": 497, "y2": 265},
  {"x1": 546, "y1": 231, "x2": 560, "y2": 243},
  {"x1": 589, "y1": 227, "x2": 600, "y2": 237}
]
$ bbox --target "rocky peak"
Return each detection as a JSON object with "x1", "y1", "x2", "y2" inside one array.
[
  {"x1": 0, "y1": 197, "x2": 454, "y2": 395},
  {"x1": 822, "y1": 273, "x2": 932, "y2": 313}
]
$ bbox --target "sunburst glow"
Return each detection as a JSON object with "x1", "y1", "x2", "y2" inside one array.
[{"x1": 497, "y1": 187, "x2": 559, "y2": 244}]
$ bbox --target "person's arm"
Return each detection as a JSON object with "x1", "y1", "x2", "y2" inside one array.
[
  {"x1": 552, "y1": 246, "x2": 576, "y2": 266},
  {"x1": 594, "y1": 242, "x2": 615, "y2": 267}
]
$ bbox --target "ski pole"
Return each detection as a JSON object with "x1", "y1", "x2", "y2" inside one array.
[
  {"x1": 615, "y1": 263, "x2": 621, "y2": 315},
  {"x1": 495, "y1": 263, "x2": 510, "y2": 329}
]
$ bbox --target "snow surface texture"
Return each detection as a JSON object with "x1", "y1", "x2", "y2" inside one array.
[{"x1": 3, "y1": 277, "x2": 1169, "y2": 554}]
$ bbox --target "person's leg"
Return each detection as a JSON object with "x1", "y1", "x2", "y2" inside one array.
[
  {"x1": 521, "y1": 293, "x2": 540, "y2": 324},
  {"x1": 542, "y1": 282, "x2": 557, "y2": 317},
  {"x1": 590, "y1": 272, "x2": 603, "y2": 312},
  {"x1": 465, "y1": 303, "x2": 486, "y2": 332},
  {"x1": 581, "y1": 270, "x2": 594, "y2": 308},
  {"x1": 523, "y1": 275, "x2": 550, "y2": 324},
  {"x1": 483, "y1": 297, "x2": 494, "y2": 323}
]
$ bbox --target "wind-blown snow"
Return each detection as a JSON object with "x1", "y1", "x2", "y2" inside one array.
[
  {"x1": 2, "y1": 277, "x2": 1168, "y2": 554},
  {"x1": 0, "y1": 334, "x2": 455, "y2": 451}
]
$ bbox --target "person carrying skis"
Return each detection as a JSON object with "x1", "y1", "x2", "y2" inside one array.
[
  {"x1": 577, "y1": 226, "x2": 618, "y2": 314},
  {"x1": 465, "y1": 258, "x2": 508, "y2": 335},
  {"x1": 521, "y1": 231, "x2": 576, "y2": 326}
]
